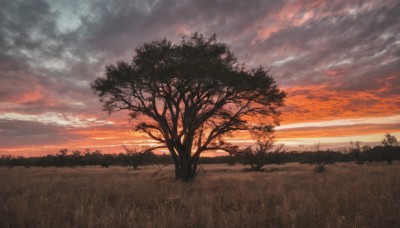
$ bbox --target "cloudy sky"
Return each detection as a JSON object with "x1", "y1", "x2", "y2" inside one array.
[{"x1": 1, "y1": 0, "x2": 399, "y2": 156}]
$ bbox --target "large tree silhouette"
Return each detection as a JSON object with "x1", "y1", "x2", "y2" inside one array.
[{"x1": 92, "y1": 33, "x2": 285, "y2": 181}]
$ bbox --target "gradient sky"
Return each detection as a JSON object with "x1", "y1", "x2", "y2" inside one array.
[{"x1": 1, "y1": 0, "x2": 399, "y2": 156}]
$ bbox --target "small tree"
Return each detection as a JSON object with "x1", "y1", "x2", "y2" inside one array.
[
  {"x1": 101, "y1": 154, "x2": 114, "y2": 168},
  {"x1": 92, "y1": 33, "x2": 285, "y2": 181},
  {"x1": 361, "y1": 145, "x2": 371, "y2": 152},
  {"x1": 381, "y1": 133, "x2": 398, "y2": 165},
  {"x1": 226, "y1": 145, "x2": 240, "y2": 166},
  {"x1": 382, "y1": 133, "x2": 398, "y2": 147},
  {"x1": 56, "y1": 148, "x2": 68, "y2": 167},
  {"x1": 241, "y1": 137, "x2": 284, "y2": 171},
  {"x1": 123, "y1": 146, "x2": 155, "y2": 170},
  {"x1": 350, "y1": 141, "x2": 363, "y2": 164},
  {"x1": 71, "y1": 150, "x2": 83, "y2": 166},
  {"x1": 313, "y1": 143, "x2": 326, "y2": 173}
]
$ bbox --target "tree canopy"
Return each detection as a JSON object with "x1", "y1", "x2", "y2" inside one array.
[
  {"x1": 382, "y1": 133, "x2": 398, "y2": 147},
  {"x1": 91, "y1": 33, "x2": 286, "y2": 180}
]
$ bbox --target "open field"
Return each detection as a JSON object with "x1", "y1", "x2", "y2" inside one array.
[{"x1": 1, "y1": 163, "x2": 400, "y2": 227}]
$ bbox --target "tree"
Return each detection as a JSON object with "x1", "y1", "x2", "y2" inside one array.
[
  {"x1": 56, "y1": 148, "x2": 68, "y2": 167},
  {"x1": 361, "y1": 145, "x2": 371, "y2": 152},
  {"x1": 350, "y1": 141, "x2": 363, "y2": 164},
  {"x1": 381, "y1": 133, "x2": 398, "y2": 165},
  {"x1": 92, "y1": 33, "x2": 286, "y2": 181},
  {"x1": 241, "y1": 137, "x2": 285, "y2": 171},
  {"x1": 122, "y1": 146, "x2": 157, "y2": 170},
  {"x1": 382, "y1": 133, "x2": 398, "y2": 147},
  {"x1": 58, "y1": 148, "x2": 68, "y2": 156},
  {"x1": 313, "y1": 142, "x2": 326, "y2": 173}
]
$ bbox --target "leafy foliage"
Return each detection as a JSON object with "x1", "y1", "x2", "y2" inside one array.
[
  {"x1": 382, "y1": 133, "x2": 398, "y2": 147},
  {"x1": 91, "y1": 33, "x2": 286, "y2": 180},
  {"x1": 381, "y1": 133, "x2": 398, "y2": 164}
]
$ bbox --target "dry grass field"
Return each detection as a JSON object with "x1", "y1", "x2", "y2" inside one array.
[{"x1": 1, "y1": 163, "x2": 400, "y2": 228}]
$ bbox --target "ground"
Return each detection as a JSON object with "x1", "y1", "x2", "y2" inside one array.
[{"x1": 1, "y1": 163, "x2": 399, "y2": 227}]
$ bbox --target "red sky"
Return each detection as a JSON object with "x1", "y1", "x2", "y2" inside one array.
[{"x1": 1, "y1": 0, "x2": 399, "y2": 156}]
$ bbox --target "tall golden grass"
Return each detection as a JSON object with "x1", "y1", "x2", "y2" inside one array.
[{"x1": 1, "y1": 163, "x2": 399, "y2": 227}]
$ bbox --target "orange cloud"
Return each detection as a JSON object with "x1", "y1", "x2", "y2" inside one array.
[
  {"x1": 277, "y1": 123, "x2": 400, "y2": 139},
  {"x1": 281, "y1": 84, "x2": 400, "y2": 124}
]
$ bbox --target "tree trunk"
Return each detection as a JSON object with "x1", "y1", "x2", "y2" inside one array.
[
  {"x1": 179, "y1": 155, "x2": 196, "y2": 181},
  {"x1": 171, "y1": 154, "x2": 197, "y2": 181},
  {"x1": 168, "y1": 147, "x2": 181, "y2": 180}
]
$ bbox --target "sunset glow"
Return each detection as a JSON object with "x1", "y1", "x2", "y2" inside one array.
[{"x1": 1, "y1": 0, "x2": 399, "y2": 156}]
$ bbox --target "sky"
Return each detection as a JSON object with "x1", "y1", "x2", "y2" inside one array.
[{"x1": 0, "y1": 0, "x2": 399, "y2": 156}]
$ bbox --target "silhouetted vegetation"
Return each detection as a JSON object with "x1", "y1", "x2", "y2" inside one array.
[
  {"x1": 2, "y1": 144, "x2": 399, "y2": 169},
  {"x1": 313, "y1": 143, "x2": 326, "y2": 173},
  {"x1": 0, "y1": 149, "x2": 170, "y2": 168},
  {"x1": 1, "y1": 133, "x2": 398, "y2": 169},
  {"x1": 240, "y1": 139, "x2": 286, "y2": 171},
  {"x1": 122, "y1": 146, "x2": 159, "y2": 169},
  {"x1": 381, "y1": 133, "x2": 398, "y2": 165},
  {"x1": 91, "y1": 33, "x2": 286, "y2": 181}
]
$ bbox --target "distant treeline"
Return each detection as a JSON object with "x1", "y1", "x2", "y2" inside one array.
[{"x1": 1, "y1": 145, "x2": 399, "y2": 168}]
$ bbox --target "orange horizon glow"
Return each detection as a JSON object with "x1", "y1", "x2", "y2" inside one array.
[{"x1": 2, "y1": 109, "x2": 399, "y2": 156}]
